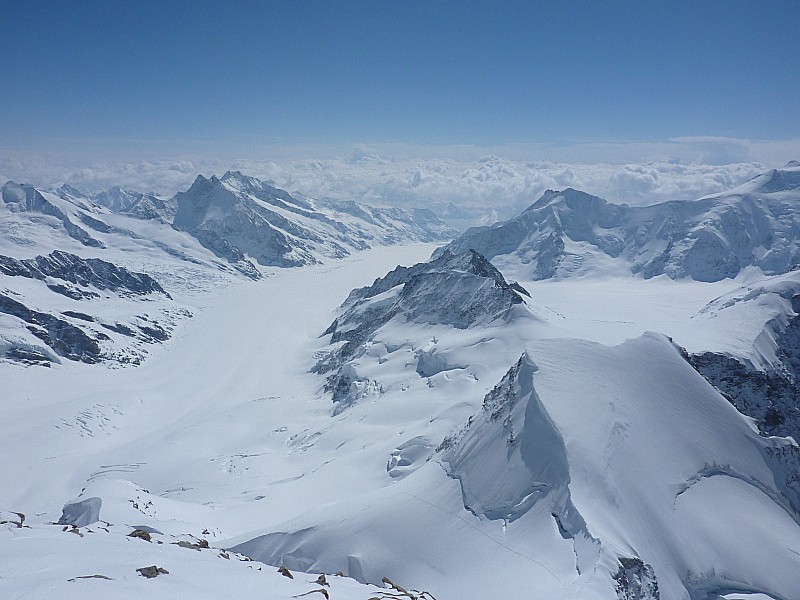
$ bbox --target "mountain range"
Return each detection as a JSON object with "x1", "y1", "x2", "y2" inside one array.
[
  {"x1": 3, "y1": 164, "x2": 800, "y2": 600},
  {"x1": 0, "y1": 172, "x2": 455, "y2": 366},
  {"x1": 442, "y1": 162, "x2": 800, "y2": 282}
]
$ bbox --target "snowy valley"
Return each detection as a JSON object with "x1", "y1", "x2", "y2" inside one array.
[{"x1": 2, "y1": 164, "x2": 800, "y2": 600}]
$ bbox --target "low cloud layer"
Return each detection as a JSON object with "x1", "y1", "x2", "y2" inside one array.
[{"x1": 2, "y1": 137, "x2": 797, "y2": 222}]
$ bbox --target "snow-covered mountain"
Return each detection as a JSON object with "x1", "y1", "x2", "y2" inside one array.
[
  {"x1": 314, "y1": 248, "x2": 531, "y2": 412},
  {"x1": 0, "y1": 173, "x2": 456, "y2": 367},
  {"x1": 225, "y1": 241, "x2": 799, "y2": 600},
  {"x1": 441, "y1": 163, "x2": 800, "y2": 282},
  {"x1": 90, "y1": 186, "x2": 178, "y2": 222},
  {"x1": 173, "y1": 170, "x2": 456, "y2": 268},
  {"x1": 4, "y1": 165, "x2": 800, "y2": 600}
]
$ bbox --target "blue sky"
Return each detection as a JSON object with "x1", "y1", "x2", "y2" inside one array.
[{"x1": 2, "y1": 0, "x2": 798, "y2": 155}]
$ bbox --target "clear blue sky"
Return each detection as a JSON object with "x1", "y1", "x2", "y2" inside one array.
[{"x1": 1, "y1": 0, "x2": 798, "y2": 152}]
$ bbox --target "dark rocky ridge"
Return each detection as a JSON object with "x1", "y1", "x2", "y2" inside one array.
[
  {"x1": 614, "y1": 557, "x2": 659, "y2": 600},
  {"x1": 0, "y1": 292, "x2": 103, "y2": 363},
  {"x1": 688, "y1": 294, "x2": 800, "y2": 443},
  {"x1": 172, "y1": 171, "x2": 456, "y2": 273},
  {"x1": 685, "y1": 294, "x2": 800, "y2": 516},
  {"x1": 0, "y1": 251, "x2": 170, "y2": 299}
]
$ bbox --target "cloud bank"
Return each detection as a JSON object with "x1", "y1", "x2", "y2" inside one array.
[{"x1": 1, "y1": 137, "x2": 797, "y2": 223}]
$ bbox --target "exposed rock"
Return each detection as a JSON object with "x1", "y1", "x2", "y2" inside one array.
[
  {"x1": 128, "y1": 529, "x2": 152, "y2": 542},
  {"x1": 67, "y1": 574, "x2": 114, "y2": 581},
  {"x1": 2, "y1": 181, "x2": 102, "y2": 248},
  {"x1": 0, "y1": 293, "x2": 103, "y2": 363},
  {"x1": 314, "y1": 250, "x2": 529, "y2": 410},
  {"x1": 318, "y1": 250, "x2": 527, "y2": 371},
  {"x1": 172, "y1": 171, "x2": 455, "y2": 272},
  {"x1": 3, "y1": 345, "x2": 53, "y2": 366},
  {"x1": 278, "y1": 565, "x2": 294, "y2": 578},
  {"x1": 92, "y1": 186, "x2": 177, "y2": 222},
  {"x1": 0, "y1": 250, "x2": 169, "y2": 298},
  {"x1": 688, "y1": 293, "x2": 800, "y2": 443},
  {"x1": 0, "y1": 511, "x2": 25, "y2": 527},
  {"x1": 174, "y1": 538, "x2": 210, "y2": 550},
  {"x1": 136, "y1": 565, "x2": 169, "y2": 578},
  {"x1": 614, "y1": 557, "x2": 659, "y2": 600}
]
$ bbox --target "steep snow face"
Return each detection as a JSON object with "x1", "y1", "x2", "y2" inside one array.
[
  {"x1": 172, "y1": 170, "x2": 457, "y2": 268},
  {"x1": 441, "y1": 334, "x2": 800, "y2": 600},
  {"x1": 441, "y1": 164, "x2": 800, "y2": 282},
  {"x1": 439, "y1": 354, "x2": 577, "y2": 524},
  {"x1": 314, "y1": 249, "x2": 532, "y2": 411}
]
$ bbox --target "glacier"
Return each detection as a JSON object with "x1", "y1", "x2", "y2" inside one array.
[{"x1": 2, "y1": 164, "x2": 800, "y2": 600}]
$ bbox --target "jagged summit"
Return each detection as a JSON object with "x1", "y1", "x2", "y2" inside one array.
[
  {"x1": 314, "y1": 248, "x2": 531, "y2": 411},
  {"x1": 328, "y1": 248, "x2": 530, "y2": 339},
  {"x1": 442, "y1": 164, "x2": 800, "y2": 282},
  {"x1": 172, "y1": 171, "x2": 456, "y2": 269}
]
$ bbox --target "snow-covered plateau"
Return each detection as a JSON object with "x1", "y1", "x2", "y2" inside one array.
[{"x1": 2, "y1": 165, "x2": 800, "y2": 600}]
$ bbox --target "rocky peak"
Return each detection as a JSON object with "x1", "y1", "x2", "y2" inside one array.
[{"x1": 314, "y1": 250, "x2": 531, "y2": 402}]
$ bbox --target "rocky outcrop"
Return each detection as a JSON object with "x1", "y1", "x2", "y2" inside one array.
[
  {"x1": 689, "y1": 293, "x2": 800, "y2": 444},
  {"x1": 0, "y1": 251, "x2": 169, "y2": 299},
  {"x1": 685, "y1": 292, "x2": 800, "y2": 515},
  {"x1": 0, "y1": 251, "x2": 182, "y2": 366},
  {"x1": 92, "y1": 187, "x2": 177, "y2": 222},
  {"x1": 0, "y1": 292, "x2": 104, "y2": 363},
  {"x1": 614, "y1": 557, "x2": 659, "y2": 600}
]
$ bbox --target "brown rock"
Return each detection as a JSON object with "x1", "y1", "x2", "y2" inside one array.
[
  {"x1": 278, "y1": 565, "x2": 293, "y2": 579},
  {"x1": 136, "y1": 565, "x2": 169, "y2": 578}
]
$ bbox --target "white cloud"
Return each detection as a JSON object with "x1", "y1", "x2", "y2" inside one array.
[{"x1": 1, "y1": 137, "x2": 796, "y2": 222}]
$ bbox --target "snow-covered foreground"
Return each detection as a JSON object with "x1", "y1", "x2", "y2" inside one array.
[{"x1": 3, "y1": 242, "x2": 800, "y2": 600}]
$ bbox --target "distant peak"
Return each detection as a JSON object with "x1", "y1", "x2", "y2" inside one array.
[
  {"x1": 786, "y1": 160, "x2": 800, "y2": 168},
  {"x1": 57, "y1": 183, "x2": 86, "y2": 196},
  {"x1": 220, "y1": 170, "x2": 257, "y2": 183},
  {"x1": 219, "y1": 170, "x2": 264, "y2": 192},
  {"x1": 185, "y1": 174, "x2": 214, "y2": 192},
  {"x1": 528, "y1": 187, "x2": 601, "y2": 210}
]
